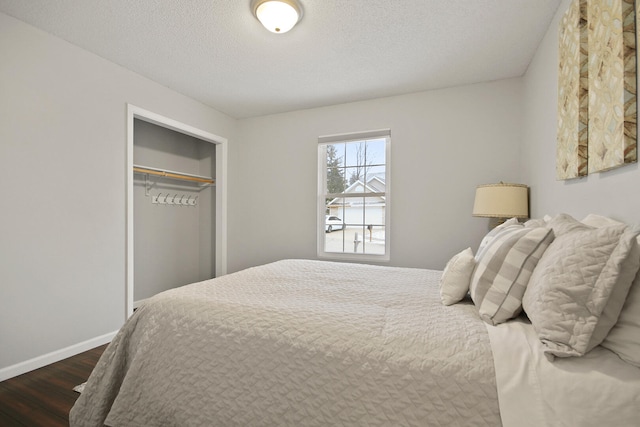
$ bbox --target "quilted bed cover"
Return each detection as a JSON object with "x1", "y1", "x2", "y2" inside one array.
[{"x1": 70, "y1": 259, "x2": 501, "y2": 426}]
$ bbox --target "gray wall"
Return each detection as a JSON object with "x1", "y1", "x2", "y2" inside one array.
[
  {"x1": 133, "y1": 120, "x2": 216, "y2": 302},
  {"x1": 0, "y1": 12, "x2": 235, "y2": 373},
  {"x1": 521, "y1": 0, "x2": 640, "y2": 224},
  {"x1": 230, "y1": 79, "x2": 524, "y2": 273}
]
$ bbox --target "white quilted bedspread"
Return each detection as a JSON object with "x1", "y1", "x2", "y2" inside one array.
[{"x1": 70, "y1": 259, "x2": 500, "y2": 426}]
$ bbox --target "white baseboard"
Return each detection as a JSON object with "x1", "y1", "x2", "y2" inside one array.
[{"x1": 0, "y1": 331, "x2": 117, "y2": 382}]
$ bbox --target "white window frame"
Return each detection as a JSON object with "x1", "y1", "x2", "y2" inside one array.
[{"x1": 317, "y1": 129, "x2": 391, "y2": 262}]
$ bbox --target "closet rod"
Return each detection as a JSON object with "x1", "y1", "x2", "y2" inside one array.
[{"x1": 133, "y1": 164, "x2": 214, "y2": 184}]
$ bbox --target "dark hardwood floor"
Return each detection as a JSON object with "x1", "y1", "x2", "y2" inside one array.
[{"x1": 0, "y1": 344, "x2": 107, "y2": 427}]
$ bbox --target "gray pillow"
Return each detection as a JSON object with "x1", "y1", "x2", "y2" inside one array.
[{"x1": 523, "y1": 214, "x2": 638, "y2": 358}]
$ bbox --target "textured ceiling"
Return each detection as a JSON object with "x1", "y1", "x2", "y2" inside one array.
[{"x1": 0, "y1": 0, "x2": 561, "y2": 119}]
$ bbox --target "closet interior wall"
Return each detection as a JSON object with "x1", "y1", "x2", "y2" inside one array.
[{"x1": 133, "y1": 119, "x2": 216, "y2": 304}]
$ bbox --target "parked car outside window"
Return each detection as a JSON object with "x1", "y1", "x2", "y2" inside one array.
[{"x1": 325, "y1": 215, "x2": 345, "y2": 232}]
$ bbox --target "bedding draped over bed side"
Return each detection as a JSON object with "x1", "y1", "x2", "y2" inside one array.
[
  {"x1": 487, "y1": 317, "x2": 640, "y2": 427},
  {"x1": 70, "y1": 259, "x2": 501, "y2": 427}
]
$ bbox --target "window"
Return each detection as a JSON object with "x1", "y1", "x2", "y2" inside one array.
[{"x1": 317, "y1": 129, "x2": 390, "y2": 261}]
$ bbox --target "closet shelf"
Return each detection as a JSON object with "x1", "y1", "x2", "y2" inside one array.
[{"x1": 133, "y1": 164, "x2": 214, "y2": 185}]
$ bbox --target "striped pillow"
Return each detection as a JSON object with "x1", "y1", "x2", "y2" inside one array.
[
  {"x1": 475, "y1": 217, "x2": 519, "y2": 257},
  {"x1": 470, "y1": 225, "x2": 554, "y2": 325}
]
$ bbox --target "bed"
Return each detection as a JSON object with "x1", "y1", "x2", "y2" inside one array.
[{"x1": 70, "y1": 214, "x2": 640, "y2": 427}]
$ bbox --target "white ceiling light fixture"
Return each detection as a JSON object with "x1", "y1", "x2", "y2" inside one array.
[{"x1": 251, "y1": 0, "x2": 303, "y2": 34}]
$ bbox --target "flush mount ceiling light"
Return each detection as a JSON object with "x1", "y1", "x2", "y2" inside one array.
[{"x1": 251, "y1": 0, "x2": 303, "y2": 34}]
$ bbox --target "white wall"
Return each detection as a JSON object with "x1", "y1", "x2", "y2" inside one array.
[
  {"x1": 0, "y1": 12, "x2": 235, "y2": 376},
  {"x1": 522, "y1": 0, "x2": 640, "y2": 224},
  {"x1": 231, "y1": 79, "x2": 524, "y2": 273},
  {"x1": 0, "y1": 9, "x2": 528, "y2": 379}
]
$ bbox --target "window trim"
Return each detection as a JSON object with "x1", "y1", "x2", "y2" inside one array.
[{"x1": 317, "y1": 129, "x2": 391, "y2": 262}]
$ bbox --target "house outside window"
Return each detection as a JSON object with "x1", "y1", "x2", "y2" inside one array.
[{"x1": 317, "y1": 129, "x2": 390, "y2": 261}]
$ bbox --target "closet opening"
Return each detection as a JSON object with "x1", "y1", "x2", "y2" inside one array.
[{"x1": 126, "y1": 105, "x2": 227, "y2": 320}]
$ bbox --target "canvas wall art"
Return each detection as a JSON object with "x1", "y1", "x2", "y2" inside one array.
[
  {"x1": 587, "y1": 0, "x2": 637, "y2": 173},
  {"x1": 557, "y1": 0, "x2": 589, "y2": 180},
  {"x1": 557, "y1": 0, "x2": 637, "y2": 179}
]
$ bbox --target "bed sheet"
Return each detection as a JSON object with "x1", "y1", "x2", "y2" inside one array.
[{"x1": 487, "y1": 317, "x2": 640, "y2": 427}]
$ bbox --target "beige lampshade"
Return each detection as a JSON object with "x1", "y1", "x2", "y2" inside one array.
[{"x1": 472, "y1": 183, "x2": 529, "y2": 218}]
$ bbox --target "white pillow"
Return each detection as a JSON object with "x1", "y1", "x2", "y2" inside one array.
[
  {"x1": 582, "y1": 215, "x2": 640, "y2": 367},
  {"x1": 523, "y1": 214, "x2": 638, "y2": 358},
  {"x1": 470, "y1": 225, "x2": 554, "y2": 325},
  {"x1": 439, "y1": 248, "x2": 475, "y2": 306},
  {"x1": 581, "y1": 213, "x2": 624, "y2": 228},
  {"x1": 603, "y1": 261, "x2": 640, "y2": 367}
]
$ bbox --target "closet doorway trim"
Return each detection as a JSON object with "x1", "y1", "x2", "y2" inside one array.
[{"x1": 125, "y1": 104, "x2": 228, "y2": 320}]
